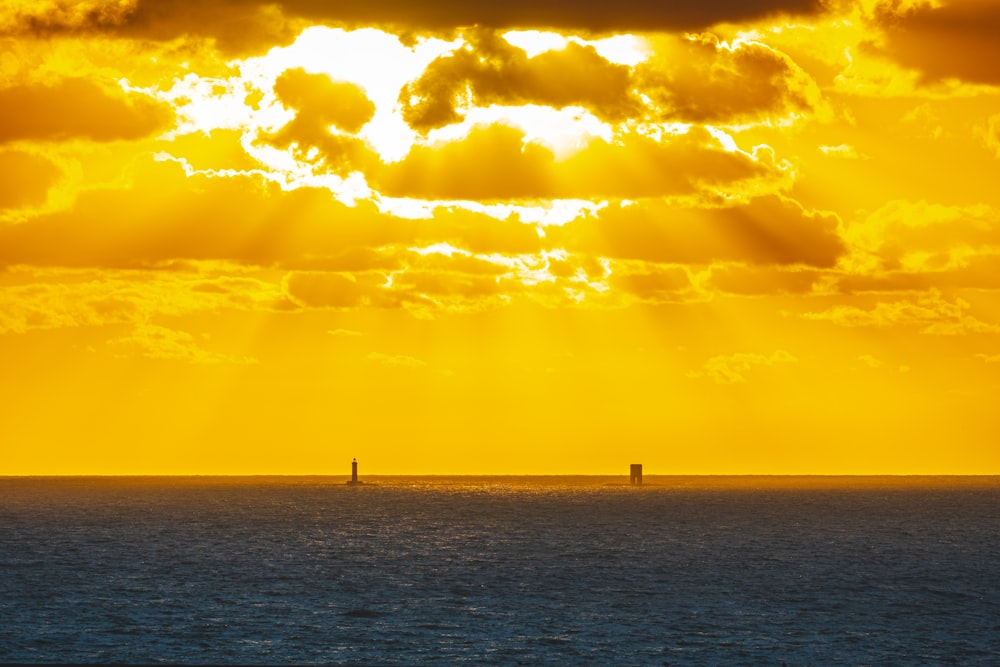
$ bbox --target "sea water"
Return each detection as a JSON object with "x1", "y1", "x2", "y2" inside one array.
[{"x1": 2, "y1": 476, "x2": 998, "y2": 665}]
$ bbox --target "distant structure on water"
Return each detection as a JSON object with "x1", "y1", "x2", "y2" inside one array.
[
  {"x1": 630, "y1": 464, "x2": 643, "y2": 485},
  {"x1": 346, "y1": 458, "x2": 363, "y2": 485}
]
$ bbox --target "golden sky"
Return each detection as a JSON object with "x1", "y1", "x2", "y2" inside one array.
[{"x1": 2, "y1": 0, "x2": 999, "y2": 474}]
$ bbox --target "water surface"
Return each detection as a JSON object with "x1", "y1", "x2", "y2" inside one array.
[{"x1": 2, "y1": 476, "x2": 998, "y2": 664}]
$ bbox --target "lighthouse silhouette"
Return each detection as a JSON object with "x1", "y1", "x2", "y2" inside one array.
[{"x1": 346, "y1": 458, "x2": 362, "y2": 485}]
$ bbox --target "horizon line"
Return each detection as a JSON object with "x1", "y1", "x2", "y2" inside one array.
[{"x1": 4, "y1": 473, "x2": 1000, "y2": 478}]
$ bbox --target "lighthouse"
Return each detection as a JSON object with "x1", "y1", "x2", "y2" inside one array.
[{"x1": 346, "y1": 458, "x2": 363, "y2": 485}]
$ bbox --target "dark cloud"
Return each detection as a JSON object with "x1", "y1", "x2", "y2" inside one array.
[
  {"x1": 4, "y1": 2, "x2": 300, "y2": 54},
  {"x1": 0, "y1": 78, "x2": 173, "y2": 144},
  {"x1": 0, "y1": 151, "x2": 61, "y2": 210},
  {"x1": 401, "y1": 31, "x2": 638, "y2": 132},
  {"x1": 636, "y1": 33, "x2": 820, "y2": 124},
  {"x1": 4, "y1": 0, "x2": 827, "y2": 52},
  {"x1": 1, "y1": 1, "x2": 134, "y2": 34},
  {"x1": 398, "y1": 30, "x2": 821, "y2": 133},
  {"x1": 873, "y1": 0, "x2": 1000, "y2": 85},
  {"x1": 262, "y1": 68, "x2": 378, "y2": 174},
  {"x1": 281, "y1": 0, "x2": 826, "y2": 31},
  {"x1": 553, "y1": 195, "x2": 845, "y2": 267},
  {"x1": 273, "y1": 69, "x2": 376, "y2": 134}
]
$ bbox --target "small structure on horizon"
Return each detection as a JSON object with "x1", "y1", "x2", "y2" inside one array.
[
  {"x1": 346, "y1": 458, "x2": 363, "y2": 485},
  {"x1": 630, "y1": 464, "x2": 643, "y2": 486}
]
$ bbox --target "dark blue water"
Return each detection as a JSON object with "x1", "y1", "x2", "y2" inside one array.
[{"x1": 2, "y1": 476, "x2": 999, "y2": 665}]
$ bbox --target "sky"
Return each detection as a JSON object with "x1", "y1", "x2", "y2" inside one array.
[{"x1": 1, "y1": 0, "x2": 999, "y2": 475}]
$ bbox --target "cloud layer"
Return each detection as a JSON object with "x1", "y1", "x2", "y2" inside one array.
[{"x1": 4, "y1": 0, "x2": 827, "y2": 47}]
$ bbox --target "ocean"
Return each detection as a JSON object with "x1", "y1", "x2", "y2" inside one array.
[{"x1": 2, "y1": 476, "x2": 998, "y2": 665}]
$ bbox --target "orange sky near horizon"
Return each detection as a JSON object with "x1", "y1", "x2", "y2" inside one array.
[{"x1": 2, "y1": 0, "x2": 1000, "y2": 475}]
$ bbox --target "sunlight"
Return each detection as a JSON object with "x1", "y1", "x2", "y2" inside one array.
[
  {"x1": 586, "y1": 34, "x2": 652, "y2": 67},
  {"x1": 425, "y1": 104, "x2": 613, "y2": 160},
  {"x1": 410, "y1": 242, "x2": 464, "y2": 257},
  {"x1": 152, "y1": 74, "x2": 258, "y2": 136},
  {"x1": 239, "y1": 27, "x2": 461, "y2": 162},
  {"x1": 503, "y1": 30, "x2": 651, "y2": 66},
  {"x1": 503, "y1": 30, "x2": 569, "y2": 57}
]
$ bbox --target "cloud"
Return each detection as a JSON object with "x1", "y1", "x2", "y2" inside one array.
[
  {"x1": 288, "y1": 0, "x2": 826, "y2": 31},
  {"x1": 397, "y1": 30, "x2": 822, "y2": 133},
  {"x1": 372, "y1": 124, "x2": 554, "y2": 200},
  {"x1": 0, "y1": 78, "x2": 173, "y2": 143},
  {"x1": 366, "y1": 351, "x2": 426, "y2": 368},
  {"x1": 400, "y1": 32, "x2": 638, "y2": 132},
  {"x1": 843, "y1": 200, "x2": 1000, "y2": 275},
  {"x1": 262, "y1": 68, "x2": 378, "y2": 174},
  {"x1": 0, "y1": 1, "x2": 135, "y2": 34},
  {"x1": 873, "y1": 0, "x2": 1000, "y2": 85},
  {"x1": 425, "y1": 208, "x2": 545, "y2": 255},
  {"x1": 2, "y1": 0, "x2": 827, "y2": 49},
  {"x1": 0, "y1": 156, "x2": 545, "y2": 269},
  {"x1": 857, "y1": 354, "x2": 882, "y2": 368},
  {"x1": 0, "y1": 268, "x2": 286, "y2": 334},
  {"x1": 606, "y1": 262, "x2": 695, "y2": 302},
  {"x1": 273, "y1": 68, "x2": 375, "y2": 134},
  {"x1": 373, "y1": 124, "x2": 779, "y2": 201},
  {"x1": 635, "y1": 33, "x2": 822, "y2": 125},
  {"x1": 283, "y1": 271, "x2": 399, "y2": 309},
  {"x1": 554, "y1": 195, "x2": 844, "y2": 267},
  {"x1": 834, "y1": 254, "x2": 1000, "y2": 293},
  {"x1": 277, "y1": 247, "x2": 636, "y2": 315},
  {"x1": 802, "y1": 292, "x2": 1000, "y2": 335},
  {"x1": 282, "y1": 265, "x2": 539, "y2": 315},
  {"x1": 689, "y1": 350, "x2": 797, "y2": 384},
  {"x1": 1, "y1": 151, "x2": 652, "y2": 315},
  {"x1": 158, "y1": 129, "x2": 266, "y2": 173},
  {"x1": 329, "y1": 328, "x2": 362, "y2": 337},
  {"x1": 0, "y1": 151, "x2": 61, "y2": 210},
  {"x1": 0, "y1": 1, "x2": 301, "y2": 55},
  {"x1": 392, "y1": 268, "x2": 512, "y2": 299},
  {"x1": 107, "y1": 324, "x2": 256, "y2": 364},
  {"x1": 705, "y1": 264, "x2": 823, "y2": 295}
]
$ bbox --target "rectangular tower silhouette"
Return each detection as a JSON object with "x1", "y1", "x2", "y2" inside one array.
[{"x1": 630, "y1": 464, "x2": 643, "y2": 485}]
